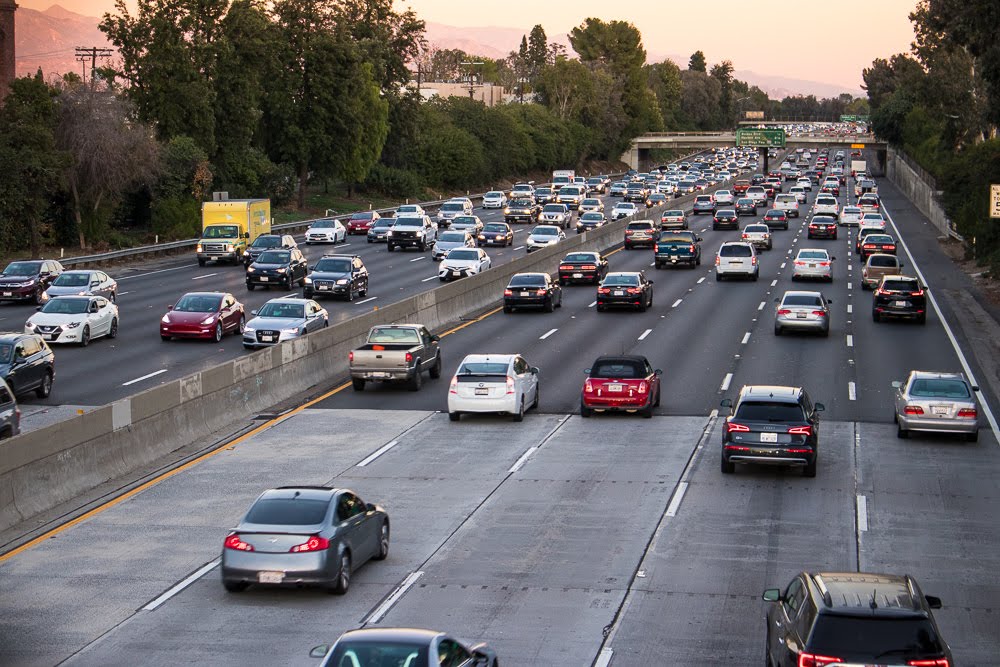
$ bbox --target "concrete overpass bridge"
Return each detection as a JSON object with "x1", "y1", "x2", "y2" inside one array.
[{"x1": 621, "y1": 131, "x2": 887, "y2": 173}]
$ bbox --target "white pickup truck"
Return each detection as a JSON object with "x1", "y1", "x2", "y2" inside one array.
[{"x1": 349, "y1": 324, "x2": 442, "y2": 391}]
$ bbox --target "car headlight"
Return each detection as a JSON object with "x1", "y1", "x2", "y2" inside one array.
[
  {"x1": 503, "y1": 208, "x2": 510, "y2": 214},
  {"x1": 478, "y1": 234, "x2": 486, "y2": 239},
  {"x1": 200, "y1": 315, "x2": 215, "y2": 325},
  {"x1": 225, "y1": 244, "x2": 234, "y2": 251},
  {"x1": 387, "y1": 230, "x2": 394, "y2": 236},
  {"x1": 246, "y1": 266, "x2": 255, "y2": 272},
  {"x1": 243, "y1": 326, "x2": 255, "y2": 334},
  {"x1": 304, "y1": 276, "x2": 312, "y2": 284},
  {"x1": 336, "y1": 278, "x2": 349, "y2": 285},
  {"x1": 66, "y1": 321, "x2": 81, "y2": 329},
  {"x1": 276, "y1": 268, "x2": 286, "y2": 273},
  {"x1": 18, "y1": 280, "x2": 34, "y2": 287},
  {"x1": 196, "y1": 243, "x2": 203, "y2": 252},
  {"x1": 161, "y1": 314, "x2": 170, "y2": 323}
]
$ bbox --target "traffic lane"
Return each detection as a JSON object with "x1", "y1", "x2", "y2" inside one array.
[
  {"x1": 855, "y1": 422, "x2": 1000, "y2": 667},
  {"x1": 60, "y1": 410, "x2": 569, "y2": 667},
  {"x1": 378, "y1": 416, "x2": 708, "y2": 666},
  {"x1": 605, "y1": 419, "x2": 859, "y2": 666}
]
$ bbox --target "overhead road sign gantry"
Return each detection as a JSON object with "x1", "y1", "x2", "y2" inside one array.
[{"x1": 736, "y1": 128, "x2": 786, "y2": 148}]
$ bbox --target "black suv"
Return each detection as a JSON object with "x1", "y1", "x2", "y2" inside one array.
[
  {"x1": 763, "y1": 571, "x2": 953, "y2": 667},
  {"x1": 0, "y1": 332, "x2": 55, "y2": 399},
  {"x1": 245, "y1": 248, "x2": 308, "y2": 290},
  {"x1": 720, "y1": 385, "x2": 824, "y2": 477},
  {"x1": 243, "y1": 234, "x2": 296, "y2": 266},
  {"x1": 304, "y1": 255, "x2": 368, "y2": 301},
  {"x1": 873, "y1": 275, "x2": 927, "y2": 324}
]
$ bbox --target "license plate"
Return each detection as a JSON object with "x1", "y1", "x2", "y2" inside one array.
[
  {"x1": 614, "y1": 290, "x2": 624, "y2": 296},
  {"x1": 893, "y1": 300, "x2": 908, "y2": 307},
  {"x1": 809, "y1": 263, "x2": 816, "y2": 268},
  {"x1": 258, "y1": 571, "x2": 283, "y2": 584},
  {"x1": 2, "y1": 292, "x2": 10, "y2": 297},
  {"x1": 607, "y1": 384, "x2": 623, "y2": 392},
  {"x1": 475, "y1": 388, "x2": 489, "y2": 396},
  {"x1": 261, "y1": 335, "x2": 274, "y2": 342},
  {"x1": 760, "y1": 432, "x2": 778, "y2": 443},
  {"x1": 46, "y1": 334, "x2": 57, "y2": 341},
  {"x1": 573, "y1": 273, "x2": 583, "y2": 278},
  {"x1": 520, "y1": 291, "x2": 530, "y2": 297},
  {"x1": 796, "y1": 313, "x2": 807, "y2": 319},
  {"x1": 259, "y1": 276, "x2": 269, "y2": 282},
  {"x1": 318, "y1": 285, "x2": 330, "y2": 290},
  {"x1": 371, "y1": 372, "x2": 390, "y2": 378},
  {"x1": 932, "y1": 406, "x2": 949, "y2": 416}
]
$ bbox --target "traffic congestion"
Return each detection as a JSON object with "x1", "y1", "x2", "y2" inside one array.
[{"x1": 0, "y1": 134, "x2": 994, "y2": 667}]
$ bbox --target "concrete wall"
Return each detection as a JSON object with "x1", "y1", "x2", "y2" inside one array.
[
  {"x1": 0, "y1": 193, "x2": 702, "y2": 534},
  {"x1": 886, "y1": 147, "x2": 960, "y2": 240}
]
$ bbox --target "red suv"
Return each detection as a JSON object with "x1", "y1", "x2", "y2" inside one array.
[{"x1": 580, "y1": 355, "x2": 661, "y2": 418}]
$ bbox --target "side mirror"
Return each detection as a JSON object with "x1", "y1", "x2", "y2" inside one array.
[
  {"x1": 530, "y1": 366, "x2": 540, "y2": 375},
  {"x1": 972, "y1": 385, "x2": 980, "y2": 392},
  {"x1": 244, "y1": 232, "x2": 250, "y2": 239},
  {"x1": 35, "y1": 305, "x2": 43, "y2": 311},
  {"x1": 654, "y1": 369, "x2": 663, "y2": 376},
  {"x1": 830, "y1": 256, "x2": 836, "y2": 260},
  {"x1": 696, "y1": 236, "x2": 703, "y2": 242},
  {"x1": 762, "y1": 588, "x2": 782, "y2": 602},
  {"x1": 925, "y1": 595, "x2": 942, "y2": 609},
  {"x1": 365, "y1": 502, "x2": 376, "y2": 512},
  {"x1": 814, "y1": 402, "x2": 825, "y2": 412},
  {"x1": 167, "y1": 305, "x2": 173, "y2": 311},
  {"x1": 250, "y1": 309, "x2": 258, "y2": 317},
  {"x1": 584, "y1": 368, "x2": 591, "y2": 374},
  {"x1": 430, "y1": 334, "x2": 440, "y2": 342},
  {"x1": 720, "y1": 398, "x2": 733, "y2": 408},
  {"x1": 309, "y1": 645, "x2": 329, "y2": 659},
  {"x1": 891, "y1": 380, "x2": 902, "y2": 389}
]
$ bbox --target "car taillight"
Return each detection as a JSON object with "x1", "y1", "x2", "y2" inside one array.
[
  {"x1": 598, "y1": 287, "x2": 610, "y2": 294},
  {"x1": 654, "y1": 245, "x2": 660, "y2": 252},
  {"x1": 798, "y1": 652, "x2": 841, "y2": 667},
  {"x1": 689, "y1": 244, "x2": 696, "y2": 252},
  {"x1": 405, "y1": 352, "x2": 413, "y2": 363},
  {"x1": 715, "y1": 255, "x2": 721, "y2": 266},
  {"x1": 864, "y1": 244, "x2": 875, "y2": 249},
  {"x1": 584, "y1": 379, "x2": 593, "y2": 393},
  {"x1": 777, "y1": 308, "x2": 791, "y2": 315},
  {"x1": 582, "y1": 264, "x2": 596, "y2": 270},
  {"x1": 726, "y1": 422, "x2": 751, "y2": 433},
  {"x1": 559, "y1": 264, "x2": 572, "y2": 271},
  {"x1": 956, "y1": 408, "x2": 977, "y2": 418},
  {"x1": 742, "y1": 233, "x2": 749, "y2": 239},
  {"x1": 625, "y1": 230, "x2": 634, "y2": 235},
  {"x1": 818, "y1": 261, "x2": 830, "y2": 267},
  {"x1": 638, "y1": 381, "x2": 648, "y2": 394},
  {"x1": 449, "y1": 376, "x2": 458, "y2": 394},
  {"x1": 289, "y1": 535, "x2": 330, "y2": 553},
  {"x1": 506, "y1": 376, "x2": 515, "y2": 395},
  {"x1": 886, "y1": 244, "x2": 896, "y2": 250},
  {"x1": 348, "y1": 351, "x2": 354, "y2": 362},
  {"x1": 904, "y1": 405, "x2": 924, "y2": 415},
  {"x1": 812, "y1": 310, "x2": 827, "y2": 317},
  {"x1": 751, "y1": 256, "x2": 757, "y2": 265},
  {"x1": 788, "y1": 425, "x2": 812, "y2": 436},
  {"x1": 910, "y1": 289, "x2": 924, "y2": 296},
  {"x1": 907, "y1": 660, "x2": 949, "y2": 667},
  {"x1": 224, "y1": 534, "x2": 254, "y2": 551},
  {"x1": 504, "y1": 289, "x2": 513, "y2": 296},
  {"x1": 536, "y1": 289, "x2": 547, "y2": 295}
]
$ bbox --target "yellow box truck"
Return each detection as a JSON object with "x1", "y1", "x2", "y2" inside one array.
[{"x1": 196, "y1": 199, "x2": 271, "y2": 266}]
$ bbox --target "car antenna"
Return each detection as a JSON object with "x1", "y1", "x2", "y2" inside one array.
[{"x1": 869, "y1": 588, "x2": 878, "y2": 610}]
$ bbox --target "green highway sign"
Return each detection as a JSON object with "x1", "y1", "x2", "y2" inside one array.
[
  {"x1": 735, "y1": 128, "x2": 786, "y2": 148},
  {"x1": 840, "y1": 114, "x2": 857, "y2": 122}
]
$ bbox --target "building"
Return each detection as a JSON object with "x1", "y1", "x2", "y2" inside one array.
[
  {"x1": 0, "y1": 0, "x2": 14, "y2": 103},
  {"x1": 408, "y1": 81, "x2": 507, "y2": 107}
]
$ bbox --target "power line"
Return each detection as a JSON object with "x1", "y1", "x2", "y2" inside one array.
[{"x1": 74, "y1": 46, "x2": 113, "y2": 88}]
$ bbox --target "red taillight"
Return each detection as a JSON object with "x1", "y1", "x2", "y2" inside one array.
[
  {"x1": 818, "y1": 261, "x2": 830, "y2": 267},
  {"x1": 788, "y1": 425, "x2": 812, "y2": 436},
  {"x1": 777, "y1": 308, "x2": 791, "y2": 315},
  {"x1": 864, "y1": 244, "x2": 876, "y2": 249},
  {"x1": 559, "y1": 264, "x2": 572, "y2": 271},
  {"x1": 405, "y1": 352, "x2": 413, "y2": 363},
  {"x1": 224, "y1": 534, "x2": 254, "y2": 552},
  {"x1": 811, "y1": 310, "x2": 827, "y2": 317},
  {"x1": 289, "y1": 535, "x2": 330, "y2": 553},
  {"x1": 504, "y1": 289, "x2": 513, "y2": 296},
  {"x1": 726, "y1": 422, "x2": 751, "y2": 433},
  {"x1": 751, "y1": 256, "x2": 757, "y2": 265},
  {"x1": 536, "y1": 289, "x2": 546, "y2": 295},
  {"x1": 742, "y1": 233, "x2": 749, "y2": 239},
  {"x1": 506, "y1": 376, "x2": 515, "y2": 395},
  {"x1": 638, "y1": 381, "x2": 648, "y2": 394},
  {"x1": 584, "y1": 379, "x2": 593, "y2": 393},
  {"x1": 907, "y1": 660, "x2": 949, "y2": 667},
  {"x1": 715, "y1": 255, "x2": 721, "y2": 266},
  {"x1": 958, "y1": 408, "x2": 977, "y2": 418},
  {"x1": 688, "y1": 244, "x2": 696, "y2": 252},
  {"x1": 625, "y1": 230, "x2": 635, "y2": 235},
  {"x1": 626, "y1": 287, "x2": 641, "y2": 294},
  {"x1": 582, "y1": 264, "x2": 596, "y2": 270},
  {"x1": 798, "y1": 652, "x2": 841, "y2": 667},
  {"x1": 653, "y1": 245, "x2": 660, "y2": 252},
  {"x1": 904, "y1": 405, "x2": 924, "y2": 415},
  {"x1": 348, "y1": 351, "x2": 354, "y2": 362},
  {"x1": 598, "y1": 287, "x2": 610, "y2": 294},
  {"x1": 449, "y1": 376, "x2": 458, "y2": 394}
]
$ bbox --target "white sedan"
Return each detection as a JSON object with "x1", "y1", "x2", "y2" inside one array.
[
  {"x1": 610, "y1": 202, "x2": 638, "y2": 220},
  {"x1": 438, "y1": 248, "x2": 491, "y2": 281},
  {"x1": 305, "y1": 218, "x2": 347, "y2": 244},
  {"x1": 447, "y1": 353, "x2": 539, "y2": 422},
  {"x1": 482, "y1": 191, "x2": 508, "y2": 209},
  {"x1": 25, "y1": 295, "x2": 118, "y2": 346},
  {"x1": 526, "y1": 225, "x2": 566, "y2": 252}
]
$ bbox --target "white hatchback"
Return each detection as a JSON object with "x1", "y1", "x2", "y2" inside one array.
[
  {"x1": 482, "y1": 191, "x2": 508, "y2": 209},
  {"x1": 448, "y1": 354, "x2": 539, "y2": 422}
]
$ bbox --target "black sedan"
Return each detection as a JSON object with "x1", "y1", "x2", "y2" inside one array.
[
  {"x1": 736, "y1": 198, "x2": 757, "y2": 216},
  {"x1": 504, "y1": 272, "x2": 562, "y2": 312},
  {"x1": 860, "y1": 234, "x2": 897, "y2": 260},
  {"x1": 478, "y1": 222, "x2": 514, "y2": 247},
  {"x1": 575, "y1": 211, "x2": 607, "y2": 234},
  {"x1": 245, "y1": 249, "x2": 308, "y2": 290},
  {"x1": 558, "y1": 251, "x2": 608, "y2": 285},
  {"x1": 311, "y1": 628, "x2": 498, "y2": 667},
  {"x1": 807, "y1": 215, "x2": 838, "y2": 239},
  {"x1": 303, "y1": 254, "x2": 368, "y2": 301},
  {"x1": 713, "y1": 209, "x2": 738, "y2": 230},
  {"x1": 762, "y1": 209, "x2": 789, "y2": 230},
  {"x1": 220, "y1": 486, "x2": 389, "y2": 594},
  {"x1": 596, "y1": 272, "x2": 654, "y2": 312}
]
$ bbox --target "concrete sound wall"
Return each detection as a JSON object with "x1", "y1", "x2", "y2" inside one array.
[{"x1": 886, "y1": 147, "x2": 959, "y2": 240}]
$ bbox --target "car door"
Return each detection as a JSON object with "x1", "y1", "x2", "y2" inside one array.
[
  {"x1": 220, "y1": 295, "x2": 237, "y2": 331},
  {"x1": 93, "y1": 298, "x2": 113, "y2": 336},
  {"x1": 354, "y1": 259, "x2": 368, "y2": 293},
  {"x1": 334, "y1": 492, "x2": 371, "y2": 565},
  {"x1": 8, "y1": 341, "x2": 32, "y2": 392},
  {"x1": 548, "y1": 276, "x2": 562, "y2": 306},
  {"x1": 772, "y1": 577, "x2": 806, "y2": 666}
]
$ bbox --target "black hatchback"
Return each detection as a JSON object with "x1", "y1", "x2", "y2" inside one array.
[
  {"x1": 304, "y1": 255, "x2": 368, "y2": 301},
  {"x1": 720, "y1": 385, "x2": 824, "y2": 477},
  {"x1": 872, "y1": 275, "x2": 927, "y2": 324},
  {"x1": 0, "y1": 332, "x2": 55, "y2": 399},
  {"x1": 504, "y1": 273, "x2": 562, "y2": 313}
]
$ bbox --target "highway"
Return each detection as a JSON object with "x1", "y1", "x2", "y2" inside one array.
[{"x1": 2, "y1": 150, "x2": 998, "y2": 666}]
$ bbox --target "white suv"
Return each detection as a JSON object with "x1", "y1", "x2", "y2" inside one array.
[
  {"x1": 716, "y1": 242, "x2": 759, "y2": 281},
  {"x1": 813, "y1": 195, "x2": 839, "y2": 218},
  {"x1": 774, "y1": 194, "x2": 799, "y2": 217}
]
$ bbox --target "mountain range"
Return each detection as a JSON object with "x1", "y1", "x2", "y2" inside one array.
[{"x1": 11, "y1": 7, "x2": 860, "y2": 98}]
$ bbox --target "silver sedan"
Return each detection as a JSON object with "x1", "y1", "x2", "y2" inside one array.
[
  {"x1": 893, "y1": 370, "x2": 979, "y2": 441},
  {"x1": 791, "y1": 249, "x2": 834, "y2": 281},
  {"x1": 773, "y1": 291, "x2": 832, "y2": 336},
  {"x1": 44, "y1": 270, "x2": 118, "y2": 301}
]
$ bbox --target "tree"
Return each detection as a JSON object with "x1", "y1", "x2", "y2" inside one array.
[
  {"x1": 679, "y1": 70, "x2": 721, "y2": 129},
  {"x1": 535, "y1": 57, "x2": 596, "y2": 122},
  {"x1": 569, "y1": 18, "x2": 646, "y2": 74},
  {"x1": 688, "y1": 50, "x2": 707, "y2": 72},
  {"x1": 0, "y1": 73, "x2": 67, "y2": 257},
  {"x1": 334, "y1": 0, "x2": 425, "y2": 94},
  {"x1": 526, "y1": 25, "x2": 548, "y2": 79},
  {"x1": 646, "y1": 59, "x2": 683, "y2": 129}
]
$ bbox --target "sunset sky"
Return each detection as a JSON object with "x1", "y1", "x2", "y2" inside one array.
[{"x1": 33, "y1": 0, "x2": 920, "y2": 90}]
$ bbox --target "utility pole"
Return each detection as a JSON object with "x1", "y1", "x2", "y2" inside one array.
[
  {"x1": 460, "y1": 61, "x2": 483, "y2": 100},
  {"x1": 413, "y1": 64, "x2": 428, "y2": 99},
  {"x1": 74, "y1": 46, "x2": 113, "y2": 89}
]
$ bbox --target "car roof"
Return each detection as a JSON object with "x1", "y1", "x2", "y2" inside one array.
[
  {"x1": 338, "y1": 628, "x2": 443, "y2": 644},
  {"x1": 263, "y1": 486, "x2": 340, "y2": 500},
  {"x1": 264, "y1": 298, "x2": 312, "y2": 305},
  {"x1": 182, "y1": 291, "x2": 227, "y2": 298},
  {"x1": 460, "y1": 354, "x2": 515, "y2": 364},
  {"x1": 807, "y1": 572, "x2": 926, "y2": 615},
  {"x1": 909, "y1": 370, "x2": 966, "y2": 381},
  {"x1": 781, "y1": 290, "x2": 824, "y2": 299},
  {"x1": 592, "y1": 354, "x2": 650, "y2": 365}
]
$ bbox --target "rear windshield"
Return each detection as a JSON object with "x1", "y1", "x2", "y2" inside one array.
[
  {"x1": 782, "y1": 295, "x2": 823, "y2": 307},
  {"x1": 869, "y1": 256, "x2": 899, "y2": 267},
  {"x1": 735, "y1": 401, "x2": 805, "y2": 421},
  {"x1": 591, "y1": 360, "x2": 645, "y2": 378},
  {"x1": 603, "y1": 274, "x2": 639, "y2": 286},
  {"x1": 368, "y1": 328, "x2": 420, "y2": 344},
  {"x1": 798, "y1": 251, "x2": 829, "y2": 260},
  {"x1": 720, "y1": 245, "x2": 752, "y2": 257},
  {"x1": 458, "y1": 361, "x2": 509, "y2": 376},
  {"x1": 627, "y1": 222, "x2": 653, "y2": 230},
  {"x1": 807, "y1": 617, "x2": 944, "y2": 657},
  {"x1": 909, "y1": 378, "x2": 970, "y2": 398},
  {"x1": 245, "y1": 498, "x2": 329, "y2": 525},
  {"x1": 659, "y1": 233, "x2": 696, "y2": 243},
  {"x1": 745, "y1": 226, "x2": 768, "y2": 233},
  {"x1": 509, "y1": 274, "x2": 546, "y2": 287},
  {"x1": 564, "y1": 254, "x2": 598, "y2": 262},
  {"x1": 882, "y1": 279, "x2": 919, "y2": 292},
  {"x1": 866, "y1": 236, "x2": 894, "y2": 244}
]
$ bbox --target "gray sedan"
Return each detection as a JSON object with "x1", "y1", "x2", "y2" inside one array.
[
  {"x1": 221, "y1": 486, "x2": 389, "y2": 594},
  {"x1": 44, "y1": 269, "x2": 117, "y2": 301},
  {"x1": 242, "y1": 298, "x2": 328, "y2": 349},
  {"x1": 774, "y1": 291, "x2": 832, "y2": 336},
  {"x1": 893, "y1": 370, "x2": 979, "y2": 441}
]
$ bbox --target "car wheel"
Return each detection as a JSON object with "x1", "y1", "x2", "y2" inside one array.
[
  {"x1": 897, "y1": 425, "x2": 909, "y2": 439},
  {"x1": 917, "y1": 313, "x2": 927, "y2": 325},
  {"x1": 503, "y1": 305, "x2": 512, "y2": 314},
  {"x1": 532, "y1": 385, "x2": 540, "y2": 410},
  {"x1": 80, "y1": 325, "x2": 91, "y2": 347},
  {"x1": 409, "y1": 367, "x2": 423, "y2": 392},
  {"x1": 329, "y1": 552, "x2": 351, "y2": 595},
  {"x1": 803, "y1": 457, "x2": 817, "y2": 478},
  {"x1": 752, "y1": 271, "x2": 759, "y2": 282},
  {"x1": 237, "y1": 315, "x2": 246, "y2": 334},
  {"x1": 774, "y1": 324, "x2": 782, "y2": 336},
  {"x1": 105, "y1": 317, "x2": 118, "y2": 340},
  {"x1": 640, "y1": 401, "x2": 654, "y2": 418},
  {"x1": 373, "y1": 522, "x2": 390, "y2": 561},
  {"x1": 545, "y1": 298, "x2": 554, "y2": 313},
  {"x1": 213, "y1": 322, "x2": 223, "y2": 343},
  {"x1": 35, "y1": 370, "x2": 53, "y2": 398},
  {"x1": 696, "y1": 255, "x2": 701, "y2": 266},
  {"x1": 346, "y1": 287, "x2": 354, "y2": 302},
  {"x1": 966, "y1": 430, "x2": 979, "y2": 443},
  {"x1": 161, "y1": 335, "x2": 171, "y2": 342},
  {"x1": 387, "y1": 243, "x2": 394, "y2": 252},
  {"x1": 429, "y1": 354, "x2": 442, "y2": 379},
  {"x1": 351, "y1": 378, "x2": 365, "y2": 392},
  {"x1": 720, "y1": 455, "x2": 735, "y2": 474},
  {"x1": 109, "y1": 291, "x2": 116, "y2": 303},
  {"x1": 716, "y1": 273, "x2": 722, "y2": 281},
  {"x1": 449, "y1": 411, "x2": 461, "y2": 422},
  {"x1": 223, "y1": 580, "x2": 249, "y2": 593},
  {"x1": 246, "y1": 283, "x2": 255, "y2": 291},
  {"x1": 512, "y1": 397, "x2": 525, "y2": 422},
  {"x1": 596, "y1": 304, "x2": 605, "y2": 312},
  {"x1": 197, "y1": 258, "x2": 206, "y2": 267}
]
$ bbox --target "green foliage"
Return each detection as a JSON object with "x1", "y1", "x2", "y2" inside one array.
[
  {"x1": 360, "y1": 163, "x2": 423, "y2": 198},
  {"x1": 688, "y1": 51, "x2": 707, "y2": 73},
  {"x1": 151, "y1": 195, "x2": 201, "y2": 240}
]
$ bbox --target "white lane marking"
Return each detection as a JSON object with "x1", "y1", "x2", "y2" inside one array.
[
  {"x1": 420, "y1": 275, "x2": 438, "y2": 282},
  {"x1": 857, "y1": 495, "x2": 869, "y2": 532},
  {"x1": 883, "y1": 202, "x2": 1000, "y2": 437},
  {"x1": 333, "y1": 243, "x2": 350, "y2": 248},
  {"x1": 846, "y1": 334, "x2": 854, "y2": 348},
  {"x1": 649, "y1": 262, "x2": 655, "y2": 267},
  {"x1": 409, "y1": 256, "x2": 425, "y2": 262},
  {"x1": 671, "y1": 298, "x2": 682, "y2": 308},
  {"x1": 770, "y1": 279, "x2": 778, "y2": 287},
  {"x1": 117, "y1": 291, "x2": 131, "y2": 296},
  {"x1": 123, "y1": 369, "x2": 168, "y2": 386},
  {"x1": 720, "y1": 373, "x2": 733, "y2": 392},
  {"x1": 588, "y1": 301, "x2": 597, "y2": 308},
  {"x1": 143, "y1": 558, "x2": 220, "y2": 611},
  {"x1": 508, "y1": 446, "x2": 538, "y2": 473},
  {"x1": 848, "y1": 382, "x2": 857, "y2": 401},
  {"x1": 665, "y1": 481, "x2": 689, "y2": 517},
  {"x1": 847, "y1": 304, "x2": 853, "y2": 314},
  {"x1": 283, "y1": 292, "x2": 298, "y2": 298},
  {"x1": 780, "y1": 262, "x2": 786, "y2": 269},
  {"x1": 758, "y1": 301, "x2": 766, "y2": 311},
  {"x1": 191, "y1": 273, "x2": 217, "y2": 280},
  {"x1": 741, "y1": 332, "x2": 751, "y2": 345},
  {"x1": 594, "y1": 649, "x2": 614, "y2": 667},
  {"x1": 364, "y1": 571, "x2": 424, "y2": 625},
  {"x1": 514, "y1": 245, "x2": 525, "y2": 251},
  {"x1": 539, "y1": 328, "x2": 558, "y2": 340},
  {"x1": 847, "y1": 282, "x2": 852, "y2": 290},
  {"x1": 697, "y1": 277, "x2": 705, "y2": 284},
  {"x1": 638, "y1": 328, "x2": 652, "y2": 341},
  {"x1": 356, "y1": 297, "x2": 378, "y2": 305},
  {"x1": 117, "y1": 265, "x2": 194, "y2": 281},
  {"x1": 357, "y1": 440, "x2": 399, "y2": 467}
]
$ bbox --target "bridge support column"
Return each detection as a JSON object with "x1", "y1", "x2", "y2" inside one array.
[{"x1": 620, "y1": 147, "x2": 640, "y2": 171}]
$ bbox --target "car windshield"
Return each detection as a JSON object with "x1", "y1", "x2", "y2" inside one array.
[
  {"x1": 311, "y1": 220, "x2": 336, "y2": 228},
  {"x1": 782, "y1": 294, "x2": 823, "y2": 307},
  {"x1": 368, "y1": 328, "x2": 420, "y2": 344},
  {"x1": 256, "y1": 302, "x2": 304, "y2": 319},
  {"x1": 909, "y1": 378, "x2": 970, "y2": 398},
  {"x1": 745, "y1": 226, "x2": 769, "y2": 233},
  {"x1": 202, "y1": 225, "x2": 239, "y2": 239},
  {"x1": 807, "y1": 617, "x2": 944, "y2": 657},
  {"x1": 603, "y1": 274, "x2": 639, "y2": 286},
  {"x1": 439, "y1": 232, "x2": 468, "y2": 243},
  {"x1": 328, "y1": 641, "x2": 430, "y2": 666},
  {"x1": 52, "y1": 273, "x2": 91, "y2": 286},
  {"x1": 582, "y1": 199, "x2": 600, "y2": 206},
  {"x1": 543, "y1": 205, "x2": 564, "y2": 214},
  {"x1": 256, "y1": 251, "x2": 290, "y2": 264},
  {"x1": 581, "y1": 213, "x2": 603, "y2": 222},
  {"x1": 394, "y1": 219, "x2": 423, "y2": 228},
  {"x1": 397, "y1": 205, "x2": 419, "y2": 213},
  {"x1": 0, "y1": 344, "x2": 10, "y2": 363},
  {"x1": 659, "y1": 233, "x2": 695, "y2": 242},
  {"x1": 591, "y1": 360, "x2": 645, "y2": 378},
  {"x1": 173, "y1": 294, "x2": 223, "y2": 312},
  {"x1": 735, "y1": 401, "x2": 805, "y2": 421},
  {"x1": 441, "y1": 203, "x2": 463, "y2": 212},
  {"x1": 452, "y1": 216, "x2": 477, "y2": 226},
  {"x1": 869, "y1": 256, "x2": 899, "y2": 267},
  {"x1": 447, "y1": 250, "x2": 479, "y2": 261},
  {"x1": 486, "y1": 191, "x2": 503, "y2": 198},
  {"x1": 372, "y1": 219, "x2": 394, "y2": 229},
  {"x1": 882, "y1": 279, "x2": 919, "y2": 292},
  {"x1": 532, "y1": 227, "x2": 558, "y2": 236},
  {"x1": 510, "y1": 199, "x2": 533, "y2": 207},
  {"x1": 315, "y1": 258, "x2": 352, "y2": 273},
  {"x1": 3, "y1": 261, "x2": 41, "y2": 275},
  {"x1": 350, "y1": 212, "x2": 374, "y2": 221},
  {"x1": 251, "y1": 236, "x2": 281, "y2": 248},
  {"x1": 720, "y1": 245, "x2": 752, "y2": 257},
  {"x1": 509, "y1": 275, "x2": 545, "y2": 287},
  {"x1": 798, "y1": 251, "x2": 829, "y2": 260},
  {"x1": 458, "y1": 361, "x2": 509, "y2": 375},
  {"x1": 738, "y1": 199, "x2": 753, "y2": 206},
  {"x1": 244, "y1": 498, "x2": 328, "y2": 525},
  {"x1": 42, "y1": 298, "x2": 90, "y2": 314}
]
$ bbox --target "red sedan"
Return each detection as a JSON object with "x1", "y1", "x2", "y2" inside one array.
[
  {"x1": 580, "y1": 355, "x2": 661, "y2": 418},
  {"x1": 346, "y1": 211, "x2": 380, "y2": 235},
  {"x1": 161, "y1": 292, "x2": 245, "y2": 342}
]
